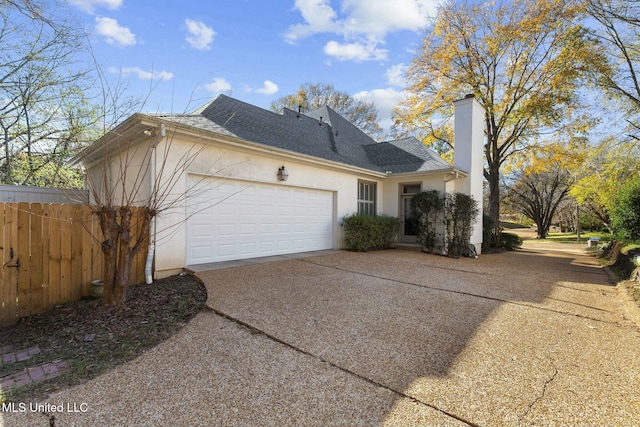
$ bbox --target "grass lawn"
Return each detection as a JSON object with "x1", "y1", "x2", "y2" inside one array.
[{"x1": 544, "y1": 231, "x2": 612, "y2": 244}]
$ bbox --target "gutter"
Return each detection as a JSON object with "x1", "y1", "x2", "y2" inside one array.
[{"x1": 384, "y1": 167, "x2": 468, "y2": 180}]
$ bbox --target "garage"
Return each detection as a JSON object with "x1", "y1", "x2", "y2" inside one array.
[{"x1": 186, "y1": 176, "x2": 335, "y2": 264}]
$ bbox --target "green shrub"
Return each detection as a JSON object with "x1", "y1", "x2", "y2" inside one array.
[
  {"x1": 444, "y1": 192, "x2": 479, "y2": 257},
  {"x1": 342, "y1": 214, "x2": 399, "y2": 251},
  {"x1": 410, "y1": 190, "x2": 480, "y2": 257},
  {"x1": 611, "y1": 176, "x2": 640, "y2": 243},
  {"x1": 499, "y1": 232, "x2": 523, "y2": 250},
  {"x1": 411, "y1": 190, "x2": 443, "y2": 253}
]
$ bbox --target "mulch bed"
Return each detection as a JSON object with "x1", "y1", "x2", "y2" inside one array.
[{"x1": 0, "y1": 273, "x2": 207, "y2": 403}]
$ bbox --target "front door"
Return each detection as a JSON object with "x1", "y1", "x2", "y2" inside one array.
[
  {"x1": 401, "y1": 195, "x2": 418, "y2": 243},
  {"x1": 400, "y1": 183, "x2": 421, "y2": 243}
]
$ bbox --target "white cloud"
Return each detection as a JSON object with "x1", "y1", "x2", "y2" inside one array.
[
  {"x1": 109, "y1": 66, "x2": 173, "y2": 81},
  {"x1": 323, "y1": 40, "x2": 388, "y2": 62},
  {"x1": 385, "y1": 63, "x2": 408, "y2": 87},
  {"x1": 353, "y1": 87, "x2": 405, "y2": 134},
  {"x1": 254, "y1": 80, "x2": 279, "y2": 95},
  {"x1": 205, "y1": 77, "x2": 232, "y2": 93},
  {"x1": 95, "y1": 17, "x2": 136, "y2": 46},
  {"x1": 340, "y1": 0, "x2": 437, "y2": 37},
  {"x1": 185, "y1": 19, "x2": 216, "y2": 51},
  {"x1": 67, "y1": 0, "x2": 122, "y2": 14},
  {"x1": 285, "y1": 0, "x2": 441, "y2": 62},
  {"x1": 285, "y1": 0, "x2": 341, "y2": 43}
]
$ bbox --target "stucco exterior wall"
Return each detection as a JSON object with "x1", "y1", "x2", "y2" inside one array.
[
  {"x1": 84, "y1": 141, "x2": 154, "y2": 207},
  {"x1": 148, "y1": 132, "x2": 385, "y2": 277},
  {"x1": 381, "y1": 173, "x2": 456, "y2": 216}
]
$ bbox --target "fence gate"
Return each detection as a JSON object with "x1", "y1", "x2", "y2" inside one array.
[{"x1": 0, "y1": 203, "x2": 147, "y2": 327}]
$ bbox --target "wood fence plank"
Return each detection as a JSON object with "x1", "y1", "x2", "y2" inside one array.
[
  {"x1": 4, "y1": 203, "x2": 18, "y2": 326},
  {"x1": 16, "y1": 202, "x2": 31, "y2": 318},
  {"x1": 91, "y1": 209, "x2": 103, "y2": 283},
  {"x1": 48, "y1": 204, "x2": 62, "y2": 308},
  {"x1": 30, "y1": 203, "x2": 44, "y2": 315},
  {"x1": 5, "y1": 203, "x2": 18, "y2": 324},
  {"x1": 59, "y1": 205, "x2": 72, "y2": 304},
  {"x1": 41, "y1": 204, "x2": 51, "y2": 310},
  {"x1": 80, "y1": 206, "x2": 93, "y2": 296},
  {"x1": 70, "y1": 205, "x2": 83, "y2": 300},
  {"x1": 0, "y1": 204, "x2": 7, "y2": 326}
]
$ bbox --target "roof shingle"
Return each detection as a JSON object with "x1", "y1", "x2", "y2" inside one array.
[{"x1": 157, "y1": 94, "x2": 453, "y2": 174}]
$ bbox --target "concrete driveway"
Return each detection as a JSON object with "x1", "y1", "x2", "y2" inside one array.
[{"x1": 3, "y1": 240, "x2": 640, "y2": 426}]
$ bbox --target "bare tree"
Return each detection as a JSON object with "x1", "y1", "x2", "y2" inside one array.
[
  {"x1": 270, "y1": 83, "x2": 383, "y2": 139},
  {"x1": 587, "y1": 0, "x2": 640, "y2": 138},
  {"x1": 505, "y1": 166, "x2": 572, "y2": 239},
  {"x1": 0, "y1": 0, "x2": 96, "y2": 186}
]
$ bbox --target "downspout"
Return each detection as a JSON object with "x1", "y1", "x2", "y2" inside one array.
[{"x1": 145, "y1": 124, "x2": 164, "y2": 284}]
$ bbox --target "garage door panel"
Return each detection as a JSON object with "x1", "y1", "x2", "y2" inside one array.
[
  {"x1": 217, "y1": 224, "x2": 235, "y2": 237},
  {"x1": 260, "y1": 203, "x2": 277, "y2": 216},
  {"x1": 186, "y1": 177, "x2": 334, "y2": 264}
]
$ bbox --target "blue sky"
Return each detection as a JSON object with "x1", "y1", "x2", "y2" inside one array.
[{"x1": 64, "y1": 0, "x2": 443, "y2": 136}]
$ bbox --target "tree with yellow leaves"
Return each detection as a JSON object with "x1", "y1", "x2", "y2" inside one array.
[
  {"x1": 394, "y1": 0, "x2": 606, "y2": 242},
  {"x1": 571, "y1": 137, "x2": 640, "y2": 231}
]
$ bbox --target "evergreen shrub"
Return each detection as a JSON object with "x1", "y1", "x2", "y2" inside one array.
[{"x1": 342, "y1": 214, "x2": 399, "y2": 252}]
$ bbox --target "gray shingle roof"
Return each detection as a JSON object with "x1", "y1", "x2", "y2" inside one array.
[
  {"x1": 156, "y1": 94, "x2": 453, "y2": 174},
  {"x1": 366, "y1": 137, "x2": 452, "y2": 173}
]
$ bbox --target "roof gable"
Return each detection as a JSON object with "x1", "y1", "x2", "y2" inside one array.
[
  {"x1": 197, "y1": 95, "x2": 381, "y2": 170},
  {"x1": 90, "y1": 94, "x2": 455, "y2": 175},
  {"x1": 365, "y1": 137, "x2": 452, "y2": 173}
]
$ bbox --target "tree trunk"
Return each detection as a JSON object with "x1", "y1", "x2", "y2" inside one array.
[
  {"x1": 114, "y1": 207, "x2": 133, "y2": 305},
  {"x1": 97, "y1": 207, "x2": 130, "y2": 306},
  {"x1": 95, "y1": 206, "x2": 150, "y2": 307},
  {"x1": 98, "y1": 207, "x2": 121, "y2": 306},
  {"x1": 536, "y1": 221, "x2": 548, "y2": 239},
  {"x1": 486, "y1": 159, "x2": 501, "y2": 246}
]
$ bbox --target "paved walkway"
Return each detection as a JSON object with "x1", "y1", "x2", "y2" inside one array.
[
  {"x1": 0, "y1": 346, "x2": 69, "y2": 390},
  {"x1": 2, "y1": 238, "x2": 640, "y2": 426}
]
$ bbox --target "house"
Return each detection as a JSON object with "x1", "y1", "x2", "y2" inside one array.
[{"x1": 74, "y1": 94, "x2": 484, "y2": 279}]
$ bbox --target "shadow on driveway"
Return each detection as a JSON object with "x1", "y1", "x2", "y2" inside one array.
[
  {"x1": 200, "y1": 247, "x2": 611, "y2": 376},
  {"x1": 199, "y1": 245, "x2": 640, "y2": 425},
  {"x1": 4, "y1": 242, "x2": 638, "y2": 426}
]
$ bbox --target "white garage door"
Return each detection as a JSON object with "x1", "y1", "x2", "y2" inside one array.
[{"x1": 186, "y1": 177, "x2": 334, "y2": 264}]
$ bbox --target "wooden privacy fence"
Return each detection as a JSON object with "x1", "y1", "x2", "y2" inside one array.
[{"x1": 0, "y1": 203, "x2": 148, "y2": 327}]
